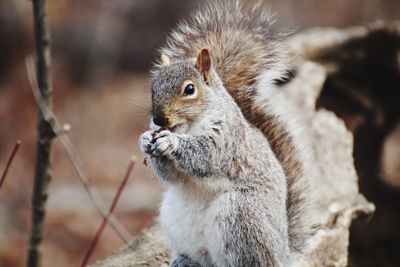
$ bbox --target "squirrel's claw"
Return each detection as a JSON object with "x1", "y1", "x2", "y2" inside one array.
[{"x1": 149, "y1": 130, "x2": 178, "y2": 158}]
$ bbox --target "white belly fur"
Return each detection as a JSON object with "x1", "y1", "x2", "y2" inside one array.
[{"x1": 160, "y1": 180, "x2": 233, "y2": 267}]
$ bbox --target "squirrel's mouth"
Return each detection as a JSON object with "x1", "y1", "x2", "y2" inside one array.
[{"x1": 168, "y1": 123, "x2": 184, "y2": 133}]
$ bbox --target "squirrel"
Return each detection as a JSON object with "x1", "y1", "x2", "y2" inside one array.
[{"x1": 139, "y1": 1, "x2": 316, "y2": 266}]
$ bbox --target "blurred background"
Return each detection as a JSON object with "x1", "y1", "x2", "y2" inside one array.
[{"x1": 0, "y1": 0, "x2": 399, "y2": 266}]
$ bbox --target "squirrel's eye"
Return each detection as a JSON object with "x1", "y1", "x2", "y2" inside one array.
[{"x1": 183, "y1": 83, "x2": 195, "y2": 96}]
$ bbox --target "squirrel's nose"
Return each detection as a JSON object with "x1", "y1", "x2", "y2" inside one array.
[{"x1": 153, "y1": 116, "x2": 169, "y2": 127}]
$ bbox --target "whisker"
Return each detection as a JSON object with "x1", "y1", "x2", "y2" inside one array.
[{"x1": 129, "y1": 97, "x2": 153, "y2": 115}]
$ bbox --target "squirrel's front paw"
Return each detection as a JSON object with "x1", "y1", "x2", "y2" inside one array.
[
  {"x1": 149, "y1": 130, "x2": 179, "y2": 158},
  {"x1": 139, "y1": 130, "x2": 153, "y2": 154}
]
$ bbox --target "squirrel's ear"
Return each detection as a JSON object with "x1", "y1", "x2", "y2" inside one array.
[
  {"x1": 160, "y1": 54, "x2": 170, "y2": 66},
  {"x1": 196, "y1": 49, "x2": 211, "y2": 83}
]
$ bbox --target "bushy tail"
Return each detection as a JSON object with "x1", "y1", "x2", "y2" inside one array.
[
  {"x1": 159, "y1": 1, "x2": 313, "y2": 253},
  {"x1": 157, "y1": 1, "x2": 291, "y2": 91}
]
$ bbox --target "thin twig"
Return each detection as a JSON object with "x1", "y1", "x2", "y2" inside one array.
[
  {"x1": 26, "y1": 57, "x2": 133, "y2": 245},
  {"x1": 28, "y1": 1, "x2": 54, "y2": 266},
  {"x1": 81, "y1": 157, "x2": 136, "y2": 267},
  {"x1": 0, "y1": 140, "x2": 21, "y2": 191}
]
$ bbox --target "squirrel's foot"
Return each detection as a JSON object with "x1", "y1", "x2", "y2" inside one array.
[
  {"x1": 149, "y1": 130, "x2": 179, "y2": 158},
  {"x1": 170, "y1": 255, "x2": 203, "y2": 267}
]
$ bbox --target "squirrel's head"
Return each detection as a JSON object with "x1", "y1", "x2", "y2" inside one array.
[{"x1": 150, "y1": 49, "x2": 216, "y2": 133}]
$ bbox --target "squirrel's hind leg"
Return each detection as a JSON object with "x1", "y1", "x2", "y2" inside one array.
[{"x1": 170, "y1": 255, "x2": 204, "y2": 267}]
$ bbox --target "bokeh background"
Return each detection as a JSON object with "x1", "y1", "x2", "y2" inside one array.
[{"x1": 1, "y1": 0, "x2": 399, "y2": 266}]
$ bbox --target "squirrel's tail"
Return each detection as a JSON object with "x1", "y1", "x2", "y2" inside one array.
[
  {"x1": 157, "y1": 0, "x2": 291, "y2": 89},
  {"x1": 159, "y1": 0, "x2": 314, "y2": 253}
]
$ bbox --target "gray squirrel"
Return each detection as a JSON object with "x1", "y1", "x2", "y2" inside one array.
[{"x1": 139, "y1": 1, "x2": 316, "y2": 266}]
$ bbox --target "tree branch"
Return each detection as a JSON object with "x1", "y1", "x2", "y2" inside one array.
[
  {"x1": 0, "y1": 140, "x2": 21, "y2": 191},
  {"x1": 81, "y1": 157, "x2": 136, "y2": 267},
  {"x1": 27, "y1": 1, "x2": 54, "y2": 266},
  {"x1": 26, "y1": 57, "x2": 133, "y2": 246}
]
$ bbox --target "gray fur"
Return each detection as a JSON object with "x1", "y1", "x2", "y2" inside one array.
[
  {"x1": 156, "y1": 0, "x2": 315, "y2": 254},
  {"x1": 139, "y1": 1, "x2": 315, "y2": 266},
  {"x1": 140, "y1": 63, "x2": 292, "y2": 266},
  {"x1": 170, "y1": 255, "x2": 203, "y2": 267}
]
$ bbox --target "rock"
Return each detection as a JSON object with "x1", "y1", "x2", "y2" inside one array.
[{"x1": 93, "y1": 221, "x2": 170, "y2": 267}]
